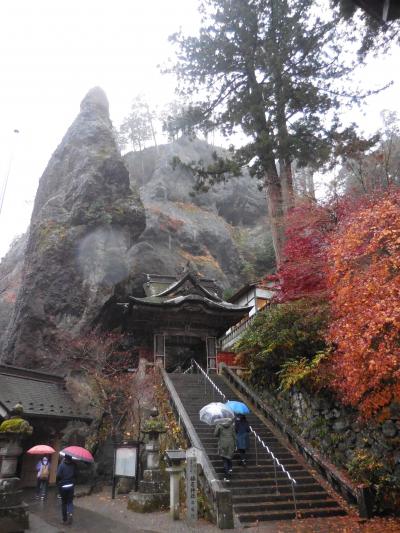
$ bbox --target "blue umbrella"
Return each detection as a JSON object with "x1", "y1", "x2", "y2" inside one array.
[{"x1": 225, "y1": 400, "x2": 250, "y2": 415}]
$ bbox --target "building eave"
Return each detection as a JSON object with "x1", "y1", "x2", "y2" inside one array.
[{"x1": 128, "y1": 294, "x2": 252, "y2": 313}]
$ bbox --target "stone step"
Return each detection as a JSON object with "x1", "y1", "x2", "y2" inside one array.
[
  {"x1": 206, "y1": 452, "x2": 295, "y2": 461},
  {"x1": 203, "y1": 445, "x2": 292, "y2": 455},
  {"x1": 199, "y1": 438, "x2": 287, "y2": 450},
  {"x1": 220, "y1": 475, "x2": 317, "y2": 487},
  {"x1": 232, "y1": 491, "x2": 331, "y2": 504},
  {"x1": 230, "y1": 483, "x2": 325, "y2": 496},
  {"x1": 210, "y1": 462, "x2": 301, "y2": 472},
  {"x1": 168, "y1": 373, "x2": 346, "y2": 526},
  {"x1": 238, "y1": 506, "x2": 347, "y2": 524},
  {"x1": 214, "y1": 461, "x2": 306, "y2": 470},
  {"x1": 214, "y1": 465, "x2": 307, "y2": 475},
  {"x1": 210, "y1": 459, "x2": 300, "y2": 469},
  {"x1": 210, "y1": 459, "x2": 301, "y2": 468},
  {"x1": 234, "y1": 498, "x2": 341, "y2": 513}
]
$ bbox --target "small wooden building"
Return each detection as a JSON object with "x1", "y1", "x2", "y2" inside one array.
[
  {"x1": 227, "y1": 281, "x2": 275, "y2": 317},
  {"x1": 218, "y1": 279, "x2": 276, "y2": 353},
  {"x1": 117, "y1": 271, "x2": 251, "y2": 373},
  {"x1": 0, "y1": 365, "x2": 92, "y2": 487}
]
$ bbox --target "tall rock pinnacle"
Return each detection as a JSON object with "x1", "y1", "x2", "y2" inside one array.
[{"x1": 2, "y1": 87, "x2": 146, "y2": 369}]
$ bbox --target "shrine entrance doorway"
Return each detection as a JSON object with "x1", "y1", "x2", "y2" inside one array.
[
  {"x1": 164, "y1": 335, "x2": 206, "y2": 372},
  {"x1": 154, "y1": 333, "x2": 218, "y2": 373}
]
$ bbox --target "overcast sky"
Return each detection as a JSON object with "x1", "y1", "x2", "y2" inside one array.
[{"x1": 0, "y1": 0, "x2": 399, "y2": 260}]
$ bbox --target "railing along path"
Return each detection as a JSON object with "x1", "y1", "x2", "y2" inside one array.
[
  {"x1": 160, "y1": 364, "x2": 234, "y2": 528},
  {"x1": 189, "y1": 358, "x2": 298, "y2": 514}
]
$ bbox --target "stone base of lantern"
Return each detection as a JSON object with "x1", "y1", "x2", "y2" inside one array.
[
  {"x1": 128, "y1": 469, "x2": 168, "y2": 513},
  {"x1": 0, "y1": 477, "x2": 29, "y2": 533}
]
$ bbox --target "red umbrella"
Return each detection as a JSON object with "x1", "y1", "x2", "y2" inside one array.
[
  {"x1": 27, "y1": 444, "x2": 56, "y2": 455},
  {"x1": 60, "y1": 446, "x2": 94, "y2": 463}
]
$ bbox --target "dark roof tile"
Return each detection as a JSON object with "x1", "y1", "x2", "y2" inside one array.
[{"x1": 0, "y1": 370, "x2": 92, "y2": 421}]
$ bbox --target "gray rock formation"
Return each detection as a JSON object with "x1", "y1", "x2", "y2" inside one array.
[
  {"x1": 2, "y1": 87, "x2": 146, "y2": 369},
  {"x1": 0, "y1": 234, "x2": 27, "y2": 344},
  {"x1": 0, "y1": 97, "x2": 275, "y2": 369},
  {"x1": 124, "y1": 137, "x2": 273, "y2": 293}
]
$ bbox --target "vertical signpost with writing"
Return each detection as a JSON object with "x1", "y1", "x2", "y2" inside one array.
[{"x1": 186, "y1": 448, "x2": 198, "y2": 522}]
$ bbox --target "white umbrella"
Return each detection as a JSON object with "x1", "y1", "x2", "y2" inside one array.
[{"x1": 199, "y1": 402, "x2": 235, "y2": 425}]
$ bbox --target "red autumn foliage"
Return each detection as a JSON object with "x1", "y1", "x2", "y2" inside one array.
[
  {"x1": 277, "y1": 201, "x2": 335, "y2": 302},
  {"x1": 63, "y1": 332, "x2": 150, "y2": 438},
  {"x1": 326, "y1": 189, "x2": 400, "y2": 418}
]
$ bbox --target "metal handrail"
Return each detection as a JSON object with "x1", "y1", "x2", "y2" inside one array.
[
  {"x1": 183, "y1": 362, "x2": 193, "y2": 374},
  {"x1": 190, "y1": 359, "x2": 227, "y2": 400},
  {"x1": 159, "y1": 365, "x2": 233, "y2": 528},
  {"x1": 190, "y1": 358, "x2": 298, "y2": 514}
]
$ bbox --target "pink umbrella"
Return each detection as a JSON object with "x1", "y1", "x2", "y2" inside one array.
[
  {"x1": 26, "y1": 444, "x2": 56, "y2": 455},
  {"x1": 60, "y1": 446, "x2": 94, "y2": 463}
]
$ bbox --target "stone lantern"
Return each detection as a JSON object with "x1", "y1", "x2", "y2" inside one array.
[
  {"x1": 0, "y1": 404, "x2": 32, "y2": 532},
  {"x1": 142, "y1": 407, "x2": 165, "y2": 470},
  {"x1": 128, "y1": 407, "x2": 169, "y2": 512}
]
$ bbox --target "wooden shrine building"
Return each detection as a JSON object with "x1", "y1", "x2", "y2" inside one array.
[{"x1": 117, "y1": 271, "x2": 251, "y2": 373}]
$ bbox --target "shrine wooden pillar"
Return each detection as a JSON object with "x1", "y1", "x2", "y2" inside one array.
[
  {"x1": 206, "y1": 337, "x2": 217, "y2": 374},
  {"x1": 154, "y1": 334, "x2": 166, "y2": 367}
]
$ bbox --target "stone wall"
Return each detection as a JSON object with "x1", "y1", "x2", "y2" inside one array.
[{"x1": 258, "y1": 386, "x2": 400, "y2": 509}]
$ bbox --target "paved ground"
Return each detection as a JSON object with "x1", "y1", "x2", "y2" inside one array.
[
  {"x1": 25, "y1": 488, "x2": 400, "y2": 533},
  {"x1": 26, "y1": 488, "x2": 218, "y2": 533}
]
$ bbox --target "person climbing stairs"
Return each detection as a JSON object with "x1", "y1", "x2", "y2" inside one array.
[{"x1": 168, "y1": 371, "x2": 347, "y2": 527}]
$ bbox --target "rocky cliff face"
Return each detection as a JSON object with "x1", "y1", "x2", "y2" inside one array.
[
  {"x1": 0, "y1": 234, "x2": 27, "y2": 340},
  {"x1": 123, "y1": 137, "x2": 273, "y2": 294},
  {"x1": 1, "y1": 87, "x2": 146, "y2": 369},
  {"x1": 0, "y1": 91, "x2": 274, "y2": 369}
]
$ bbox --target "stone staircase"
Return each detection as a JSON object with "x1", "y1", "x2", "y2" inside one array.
[{"x1": 168, "y1": 372, "x2": 347, "y2": 527}]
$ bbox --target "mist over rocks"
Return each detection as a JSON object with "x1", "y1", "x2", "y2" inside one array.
[
  {"x1": 0, "y1": 92, "x2": 273, "y2": 370},
  {"x1": 1, "y1": 87, "x2": 146, "y2": 369}
]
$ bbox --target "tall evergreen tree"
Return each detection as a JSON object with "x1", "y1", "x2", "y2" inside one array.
[{"x1": 168, "y1": 0, "x2": 381, "y2": 263}]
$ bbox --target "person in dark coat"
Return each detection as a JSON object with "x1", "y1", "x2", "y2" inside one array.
[
  {"x1": 214, "y1": 418, "x2": 236, "y2": 481},
  {"x1": 235, "y1": 414, "x2": 250, "y2": 466},
  {"x1": 56, "y1": 454, "x2": 76, "y2": 525}
]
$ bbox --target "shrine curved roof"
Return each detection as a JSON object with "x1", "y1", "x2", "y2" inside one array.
[
  {"x1": 128, "y1": 293, "x2": 252, "y2": 313},
  {"x1": 154, "y1": 272, "x2": 222, "y2": 302}
]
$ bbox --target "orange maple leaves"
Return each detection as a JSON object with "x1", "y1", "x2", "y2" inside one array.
[{"x1": 327, "y1": 190, "x2": 400, "y2": 417}]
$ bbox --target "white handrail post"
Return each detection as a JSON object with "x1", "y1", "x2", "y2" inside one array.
[
  {"x1": 291, "y1": 480, "x2": 297, "y2": 517},
  {"x1": 273, "y1": 458, "x2": 279, "y2": 495}
]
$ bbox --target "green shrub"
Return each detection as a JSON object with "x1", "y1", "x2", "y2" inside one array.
[
  {"x1": 278, "y1": 351, "x2": 328, "y2": 391},
  {"x1": 142, "y1": 417, "x2": 166, "y2": 434},
  {"x1": 235, "y1": 299, "x2": 329, "y2": 388},
  {"x1": 0, "y1": 417, "x2": 33, "y2": 435},
  {"x1": 347, "y1": 449, "x2": 400, "y2": 512}
]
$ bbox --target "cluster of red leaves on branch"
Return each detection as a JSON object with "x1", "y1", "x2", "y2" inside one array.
[
  {"x1": 67, "y1": 331, "x2": 131, "y2": 375},
  {"x1": 65, "y1": 331, "x2": 142, "y2": 437},
  {"x1": 276, "y1": 201, "x2": 336, "y2": 302},
  {"x1": 326, "y1": 190, "x2": 400, "y2": 418}
]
